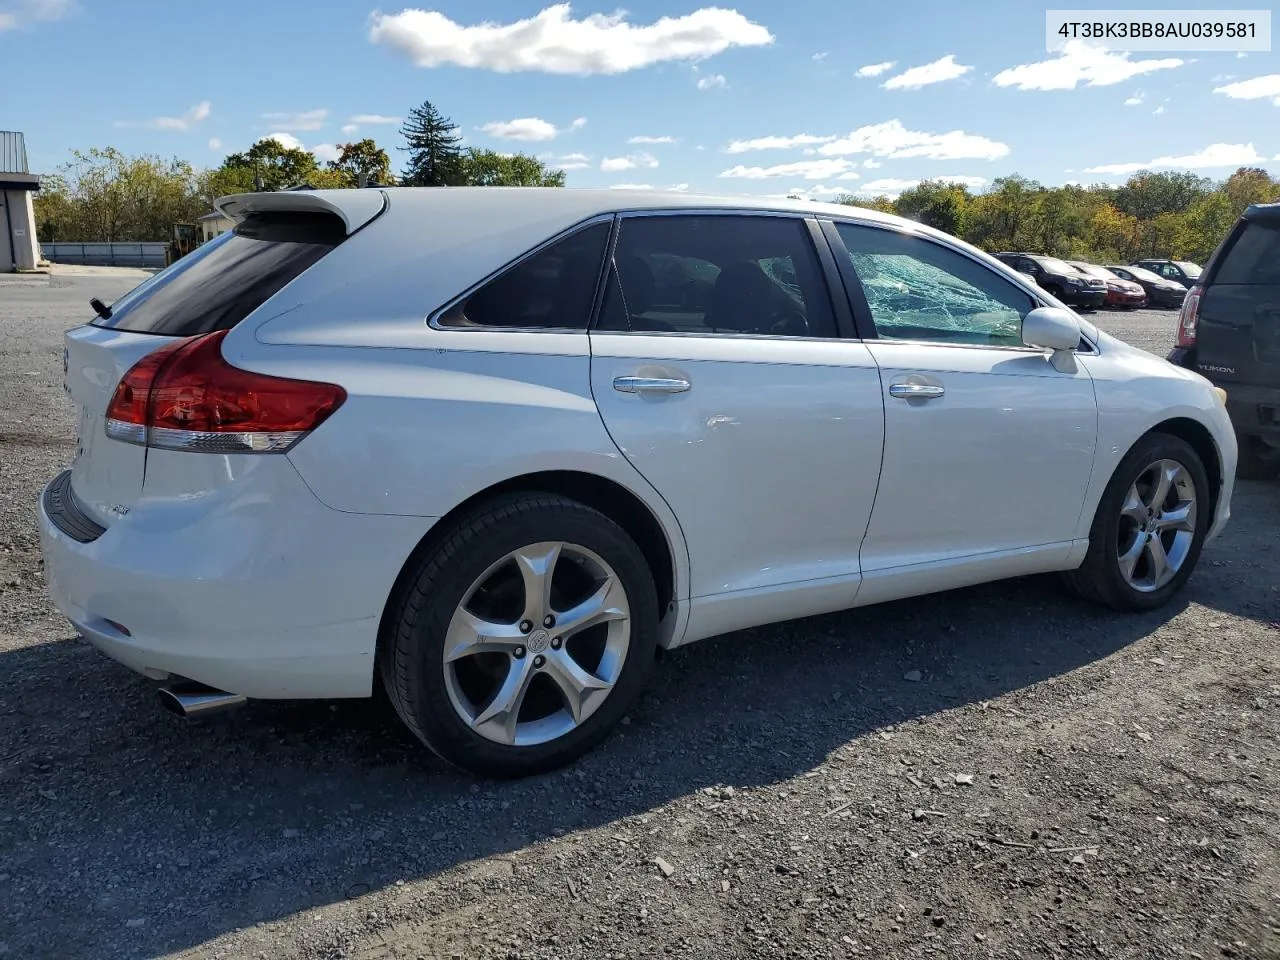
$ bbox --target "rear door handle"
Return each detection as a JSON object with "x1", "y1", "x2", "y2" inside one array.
[
  {"x1": 613, "y1": 376, "x2": 691, "y2": 395},
  {"x1": 888, "y1": 383, "x2": 945, "y2": 400}
]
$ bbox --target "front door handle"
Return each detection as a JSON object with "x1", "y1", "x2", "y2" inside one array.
[
  {"x1": 613, "y1": 376, "x2": 691, "y2": 395},
  {"x1": 888, "y1": 382, "x2": 945, "y2": 400}
]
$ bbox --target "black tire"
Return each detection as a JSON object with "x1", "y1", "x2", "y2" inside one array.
[
  {"x1": 1064, "y1": 432, "x2": 1211, "y2": 612},
  {"x1": 1236, "y1": 432, "x2": 1280, "y2": 481},
  {"x1": 379, "y1": 492, "x2": 659, "y2": 778}
]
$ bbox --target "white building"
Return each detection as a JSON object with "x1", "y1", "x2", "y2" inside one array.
[
  {"x1": 0, "y1": 131, "x2": 40, "y2": 272},
  {"x1": 198, "y1": 209, "x2": 235, "y2": 243}
]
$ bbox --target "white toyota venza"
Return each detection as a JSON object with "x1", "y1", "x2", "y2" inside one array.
[{"x1": 39, "y1": 188, "x2": 1236, "y2": 777}]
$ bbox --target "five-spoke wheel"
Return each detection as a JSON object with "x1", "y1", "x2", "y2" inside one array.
[
  {"x1": 380, "y1": 493, "x2": 658, "y2": 778},
  {"x1": 1067, "y1": 432, "x2": 1210, "y2": 611}
]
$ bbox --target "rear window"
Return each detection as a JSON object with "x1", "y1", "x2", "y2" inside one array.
[
  {"x1": 1174, "y1": 261, "x2": 1202, "y2": 278},
  {"x1": 1213, "y1": 220, "x2": 1280, "y2": 285},
  {"x1": 91, "y1": 211, "x2": 346, "y2": 336}
]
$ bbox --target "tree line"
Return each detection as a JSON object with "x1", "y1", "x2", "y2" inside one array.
[
  {"x1": 832, "y1": 166, "x2": 1280, "y2": 264},
  {"x1": 34, "y1": 100, "x2": 564, "y2": 242}
]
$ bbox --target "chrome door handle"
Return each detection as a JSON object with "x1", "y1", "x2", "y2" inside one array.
[
  {"x1": 613, "y1": 376, "x2": 691, "y2": 395},
  {"x1": 888, "y1": 383, "x2": 945, "y2": 400}
]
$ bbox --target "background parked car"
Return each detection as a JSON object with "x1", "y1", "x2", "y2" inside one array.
[
  {"x1": 994, "y1": 252, "x2": 1107, "y2": 310},
  {"x1": 1068, "y1": 261, "x2": 1148, "y2": 309},
  {"x1": 1167, "y1": 202, "x2": 1280, "y2": 480},
  {"x1": 1132, "y1": 258, "x2": 1203, "y2": 288},
  {"x1": 1106, "y1": 264, "x2": 1189, "y2": 309}
]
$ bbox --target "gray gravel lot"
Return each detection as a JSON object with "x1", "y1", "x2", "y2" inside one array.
[{"x1": 1, "y1": 277, "x2": 1278, "y2": 960}]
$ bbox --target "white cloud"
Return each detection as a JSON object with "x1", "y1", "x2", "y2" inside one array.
[
  {"x1": 697, "y1": 73, "x2": 728, "y2": 90},
  {"x1": 601, "y1": 152, "x2": 659, "y2": 172},
  {"x1": 864, "y1": 158, "x2": 882, "y2": 168},
  {"x1": 1214, "y1": 74, "x2": 1280, "y2": 106},
  {"x1": 725, "y1": 133, "x2": 835, "y2": 153},
  {"x1": 854, "y1": 175, "x2": 987, "y2": 198},
  {"x1": 0, "y1": 0, "x2": 75, "y2": 30},
  {"x1": 207, "y1": 137, "x2": 222, "y2": 151},
  {"x1": 1153, "y1": 105, "x2": 1165, "y2": 115},
  {"x1": 259, "y1": 109, "x2": 328, "y2": 132},
  {"x1": 719, "y1": 158, "x2": 859, "y2": 180},
  {"x1": 812, "y1": 51, "x2": 828, "y2": 61},
  {"x1": 543, "y1": 152, "x2": 592, "y2": 170},
  {"x1": 265, "y1": 132, "x2": 305, "y2": 151},
  {"x1": 341, "y1": 124, "x2": 360, "y2": 135},
  {"x1": 571, "y1": 116, "x2": 587, "y2": 129},
  {"x1": 1124, "y1": 91, "x2": 1144, "y2": 106},
  {"x1": 1238, "y1": 52, "x2": 1248, "y2": 59},
  {"x1": 369, "y1": 4, "x2": 773, "y2": 75},
  {"x1": 349, "y1": 113, "x2": 400, "y2": 125},
  {"x1": 609, "y1": 182, "x2": 689, "y2": 191},
  {"x1": 772, "y1": 184, "x2": 853, "y2": 200},
  {"x1": 1085, "y1": 142, "x2": 1266, "y2": 176},
  {"x1": 817, "y1": 120, "x2": 1009, "y2": 161},
  {"x1": 993, "y1": 40, "x2": 1183, "y2": 91},
  {"x1": 480, "y1": 117, "x2": 560, "y2": 141},
  {"x1": 311, "y1": 143, "x2": 341, "y2": 163},
  {"x1": 115, "y1": 100, "x2": 211, "y2": 132},
  {"x1": 855, "y1": 60, "x2": 896, "y2": 78},
  {"x1": 883, "y1": 54, "x2": 972, "y2": 90},
  {"x1": 628, "y1": 135, "x2": 677, "y2": 144}
]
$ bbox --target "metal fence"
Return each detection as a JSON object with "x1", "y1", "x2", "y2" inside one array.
[{"x1": 39, "y1": 241, "x2": 168, "y2": 268}]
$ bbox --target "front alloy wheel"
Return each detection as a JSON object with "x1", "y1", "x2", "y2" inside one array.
[{"x1": 1066, "y1": 432, "x2": 1211, "y2": 611}]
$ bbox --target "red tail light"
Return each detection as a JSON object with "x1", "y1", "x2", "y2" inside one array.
[
  {"x1": 1176, "y1": 288, "x2": 1201, "y2": 348},
  {"x1": 104, "y1": 330, "x2": 346, "y2": 453}
]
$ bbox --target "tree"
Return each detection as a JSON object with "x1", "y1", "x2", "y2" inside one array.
[
  {"x1": 399, "y1": 100, "x2": 464, "y2": 186},
  {"x1": 218, "y1": 138, "x2": 321, "y2": 192},
  {"x1": 834, "y1": 194, "x2": 895, "y2": 214},
  {"x1": 460, "y1": 148, "x2": 565, "y2": 187},
  {"x1": 33, "y1": 147, "x2": 208, "y2": 242},
  {"x1": 328, "y1": 139, "x2": 395, "y2": 187},
  {"x1": 1114, "y1": 171, "x2": 1213, "y2": 221},
  {"x1": 893, "y1": 179, "x2": 972, "y2": 235},
  {"x1": 1087, "y1": 203, "x2": 1141, "y2": 262},
  {"x1": 1221, "y1": 166, "x2": 1279, "y2": 219}
]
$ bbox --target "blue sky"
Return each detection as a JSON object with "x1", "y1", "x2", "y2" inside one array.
[{"x1": 2, "y1": 0, "x2": 1278, "y2": 198}]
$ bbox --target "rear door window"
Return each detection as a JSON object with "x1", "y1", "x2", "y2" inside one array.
[
  {"x1": 1214, "y1": 220, "x2": 1280, "y2": 284},
  {"x1": 91, "y1": 211, "x2": 347, "y2": 337}
]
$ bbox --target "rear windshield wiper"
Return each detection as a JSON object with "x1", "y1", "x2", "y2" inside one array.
[{"x1": 89, "y1": 297, "x2": 112, "y2": 320}]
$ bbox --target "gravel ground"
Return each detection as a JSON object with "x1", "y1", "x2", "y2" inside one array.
[{"x1": 1, "y1": 278, "x2": 1277, "y2": 960}]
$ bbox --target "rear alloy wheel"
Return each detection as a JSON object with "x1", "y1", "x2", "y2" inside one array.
[
  {"x1": 1065, "y1": 433, "x2": 1210, "y2": 611},
  {"x1": 381, "y1": 493, "x2": 658, "y2": 778}
]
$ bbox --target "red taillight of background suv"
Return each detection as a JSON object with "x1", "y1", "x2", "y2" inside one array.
[
  {"x1": 1176, "y1": 287, "x2": 1202, "y2": 347},
  {"x1": 104, "y1": 330, "x2": 346, "y2": 454}
]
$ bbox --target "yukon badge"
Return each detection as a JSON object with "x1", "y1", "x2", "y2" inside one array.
[{"x1": 1199, "y1": 363, "x2": 1236, "y2": 375}]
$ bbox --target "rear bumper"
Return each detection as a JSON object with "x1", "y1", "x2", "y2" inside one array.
[
  {"x1": 1166, "y1": 351, "x2": 1280, "y2": 447},
  {"x1": 1065, "y1": 289, "x2": 1107, "y2": 308},
  {"x1": 1222, "y1": 383, "x2": 1280, "y2": 447},
  {"x1": 38, "y1": 464, "x2": 431, "y2": 700}
]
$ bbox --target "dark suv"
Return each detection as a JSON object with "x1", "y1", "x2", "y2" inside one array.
[
  {"x1": 1133, "y1": 258, "x2": 1202, "y2": 288},
  {"x1": 995, "y1": 252, "x2": 1107, "y2": 309},
  {"x1": 1167, "y1": 203, "x2": 1280, "y2": 479}
]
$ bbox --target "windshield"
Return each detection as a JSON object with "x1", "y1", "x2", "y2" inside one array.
[
  {"x1": 92, "y1": 212, "x2": 346, "y2": 336},
  {"x1": 1071, "y1": 262, "x2": 1116, "y2": 280},
  {"x1": 1120, "y1": 265, "x2": 1164, "y2": 283},
  {"x1": 1034, "y1": 256, "x2": 1079, "y2": 275},
  {"x1": 1174, "y1": 261, "x2": 1202, "y2": 278}
]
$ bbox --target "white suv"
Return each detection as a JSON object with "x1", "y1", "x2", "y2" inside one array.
[{"x1": 39, "y1": 188, "x2": 1236, "y2": 777}]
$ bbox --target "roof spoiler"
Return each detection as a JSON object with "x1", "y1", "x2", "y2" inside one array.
[{"x1": 213, "y1": 189, "x2": 387, "y2": 235}]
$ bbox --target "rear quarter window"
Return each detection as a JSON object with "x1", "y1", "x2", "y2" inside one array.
[
  {"x1": 1213, "y1": 220, "x2": 1280, "y2": 285},
  {"x1": 91, "y1": 211, "x2": 347, "y2": 336}
]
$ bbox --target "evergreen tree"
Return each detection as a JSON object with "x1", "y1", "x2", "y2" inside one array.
[{"x1": 399, "y1": 101, "x2": 464, "y2": 186}]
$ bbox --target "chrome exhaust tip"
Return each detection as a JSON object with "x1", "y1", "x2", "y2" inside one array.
[{"x1": 158, "y1": 682, "x2": 246, "y2": 718}]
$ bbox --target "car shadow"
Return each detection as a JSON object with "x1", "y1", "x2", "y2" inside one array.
[{"x1": 7, "y1": 554, "x2": 1258, "y2": 960}]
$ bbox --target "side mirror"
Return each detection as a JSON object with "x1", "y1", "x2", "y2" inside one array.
[{"x1": 1022, "y1": 306, "x2": 1081, "y2": 372}]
